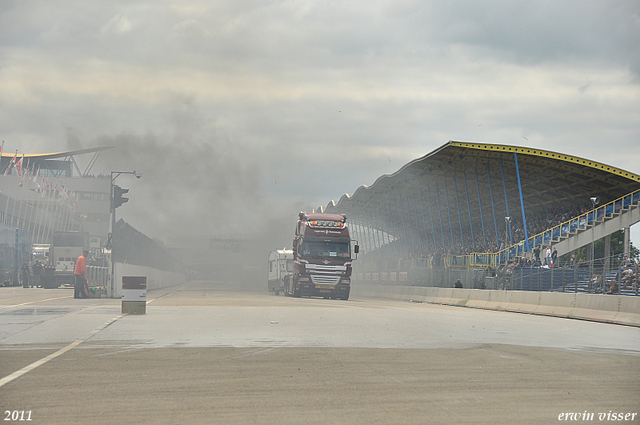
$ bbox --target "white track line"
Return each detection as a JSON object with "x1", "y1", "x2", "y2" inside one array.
[
  {"x1": 0, "y1": 313, "x2": 126, "y2": 388},
  {"x1": 1, "y1": 286, "x2": 185, "y2": 387},
  {"x1": 0, "y1": 295, "x2": 73, "y2": 310}
]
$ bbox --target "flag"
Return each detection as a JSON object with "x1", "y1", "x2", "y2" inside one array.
[
  {"x1": 25, "y1": 160, "x2": 32, "y2": 188},
  {"x1": 69, "y1": 190, "x2": 78, "y2": 212},
  {"x1": 4, "y1": 153, "x2": 16, "y2": 176},
  {"x1": 59, "y1": 186, "x2": 70, "y2": 204},
  {"x1": 15, "y1": 155, "x2": 23, "y2": 177},
  {"x1": 32, "y1": 168, "x2": 39, "y2": 189}
]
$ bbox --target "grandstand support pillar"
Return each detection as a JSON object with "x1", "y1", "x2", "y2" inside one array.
[
  {"x1": 504, "y1": 217, "x2": 511, "y2": 254},
  {"x1": 453, "y1": 175, "x2": 464, "y2": 250},
  {"x1": 378, "y1": 205, "x2": 385, "y2": 248},
  {"x1": 367, "y1": 210, "x2": 375, "y2": 252},
  {"x1": 463, "y1": 170, "x2": 475, "y2": 250},
  {"x1": 419, "y1": 190, "x2": 430, "y2": 254},
  {"x1": 402, "y1": 194, "x2": 415, "y2": 256},
  {"x1": 395, "y1": 197, "x2": 407, "y2": 258},
  {"x1": 385, "y1": 203, "x2": 399, "y2": 258},
  {"x1": 623, "y1": 227, "x2": 630, "y2": 258},
  {"x1": 412, "y1": 193, "x2": 423, "y2": 255},
  {"x1": 514, "y1": 153, "x2": 530, "y2": 251},
  {"x1": 475, "y1": 167, "x2": 487, "y2": 248},
  {"x1": 365, "y1": 215, "x2": 373, "y2": 257},
  {"x1": 444, "y1": 179, "x2": 455, "y2": 247},
  {"x1": 589, "y1": 196, "x2": 599, "y2": 294},
  {"x1": 499, "y1": 159, "x2": 513, "y2": 244},
  {"x1": 372, "y1": 209, "x2": 382, "y2": 262},
  {"x1": 486, "y1": 164, "x2": 500, "y2": 248},
  {"x1": 359, "y1": 216, "x2": 369, "y2": 255},
  {"x1": 427, "y1": 182, "x2": 444, "y2": 250},
  {"x1": 603, "y1": 234, "x2": 611, "y2": 274},
  {"x1": 390, "y1": 201, "x2": 402, "y2": 259}
]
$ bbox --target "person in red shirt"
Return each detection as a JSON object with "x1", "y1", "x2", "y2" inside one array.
[{"x1": 74, "y1": 250, "x2": 89, "y2": 298}]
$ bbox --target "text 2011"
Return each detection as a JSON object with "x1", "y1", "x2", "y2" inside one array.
[{"x1": 4, "y1": 411, "x2": 32, "y2": 421}]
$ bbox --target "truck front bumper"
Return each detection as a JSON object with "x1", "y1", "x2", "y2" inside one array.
[{"x1": 296, "y1": 282, "x2": 350, "y2": 299}]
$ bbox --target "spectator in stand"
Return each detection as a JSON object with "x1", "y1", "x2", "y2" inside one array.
[
  {"x1": 533, "y1": 246, "x2": 541, "y2": 266},
  {"x1": 551, "y1": 248, "x2": 558, "y2": 267},
  {"x1": 621, "y1": 254, "x2": 631, "y2": 269},
  {"x1": 546, "y1": 246, "x2": 552, "y2": 267}
]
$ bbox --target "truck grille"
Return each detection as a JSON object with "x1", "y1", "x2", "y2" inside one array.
[
  {"x1": 311, "y1": 274, "x2": 341, "y2": 286},
  {"x1": 305, "y1": 264, "x2": 347, "y2": 272}
]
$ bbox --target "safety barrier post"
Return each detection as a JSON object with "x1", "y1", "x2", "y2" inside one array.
[{"x1": 122, "y1": 276, "x2": 146, "y2": 314}]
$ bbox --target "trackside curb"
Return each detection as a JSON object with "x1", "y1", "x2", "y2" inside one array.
[{"x1": 351, "y1": 284, "x2": 640, "y2": 327}]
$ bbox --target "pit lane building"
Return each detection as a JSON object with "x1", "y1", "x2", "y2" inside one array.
[{"x1": 0, "y1": 147, "x2": 112, "y2": 247}]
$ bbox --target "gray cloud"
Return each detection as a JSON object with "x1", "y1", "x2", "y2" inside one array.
[{"x1": 1, "y1": 0, "x2": 639, "y2": 241}]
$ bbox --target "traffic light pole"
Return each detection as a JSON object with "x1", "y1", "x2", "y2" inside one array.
[{"x1": 110, "y1": 171, "x2": 141, "y2": 298}]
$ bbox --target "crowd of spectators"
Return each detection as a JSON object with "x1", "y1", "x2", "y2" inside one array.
[
  {"x1": 383, "y1": 203, "x2": 592, "y2": 261},
  {"x1": 617, "y1": 256, "x2": 639, "y2": 295},
  {"x1": 508, "y1": 203, "x2": 592, "y2": 243},
  {"x1": 361, "y1": 202, "x2": 638, "y2": 279}
]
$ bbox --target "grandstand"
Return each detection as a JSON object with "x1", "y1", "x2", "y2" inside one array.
[{"x1": 323, "y1": 141, "x2": 640, "y2": 295}]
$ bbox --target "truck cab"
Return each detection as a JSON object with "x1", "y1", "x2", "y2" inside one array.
[{"x1": 286, "y1": 212, "x2": 358, "y2": 300}]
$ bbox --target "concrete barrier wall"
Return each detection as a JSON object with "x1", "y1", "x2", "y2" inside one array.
[
  {"x1": 108, "y1": 263, "x2": 185, "y2": 298},
  {"x1": 351, "y1": 284, "x2": 640, "y2": 327}
]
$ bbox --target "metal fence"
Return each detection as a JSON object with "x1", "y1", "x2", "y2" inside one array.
[{"x1": 354, "y1": 257, "x2": 639, "y2": 296}]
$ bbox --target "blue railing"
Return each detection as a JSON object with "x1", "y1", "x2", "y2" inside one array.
[{"x1": 464, "y1": 189, "x2": 640, "y2": 268}]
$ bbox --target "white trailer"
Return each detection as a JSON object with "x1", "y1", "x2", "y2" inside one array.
[{"x1": 268, "y1": 249, "x2": 293, "y2": 295}]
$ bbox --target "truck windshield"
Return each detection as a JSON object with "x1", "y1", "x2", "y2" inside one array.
[{"x1": 301, "y1": 241, "x2": 350, "y2": 258}]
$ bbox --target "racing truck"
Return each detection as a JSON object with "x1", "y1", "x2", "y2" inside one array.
[{"x1": 284, "y1": 211, "x2": 358, "y2": 300}]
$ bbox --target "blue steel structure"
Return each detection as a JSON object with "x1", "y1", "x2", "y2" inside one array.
[{"x1": 323, "y1": 141, "x2": 640, "y2": 268}]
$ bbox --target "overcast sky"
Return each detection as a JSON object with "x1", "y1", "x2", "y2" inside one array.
[{"x1": 1, "y1": 1, "x2": 639, "y2": 243}]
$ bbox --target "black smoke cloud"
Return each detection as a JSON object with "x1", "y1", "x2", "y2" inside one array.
[{"x1": 66, "y1": 101, "x2": 310, "y2": 249}]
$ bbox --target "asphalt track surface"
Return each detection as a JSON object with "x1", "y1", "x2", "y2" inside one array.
[{"x1": 1, "y1": 281, "x2": 639, "y2": 425}]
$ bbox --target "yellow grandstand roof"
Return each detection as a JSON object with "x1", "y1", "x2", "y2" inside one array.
[
  {"x1": 0, "y1": 146, "x2": 112, "y2": 160},
  {"x1": 324, "y1": 141, "x2": 640, "y2": 249}
]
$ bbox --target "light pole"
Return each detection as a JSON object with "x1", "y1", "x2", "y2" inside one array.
[
  {"x1": 504, "y1": 216, "x2": 511, "y2": 255},
  {"x1": 110, "y1": 170, "x2": 142, "y2": 298},
  {"x1": 589, "y1": 196, "x2": 599, "y2": 293}
]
